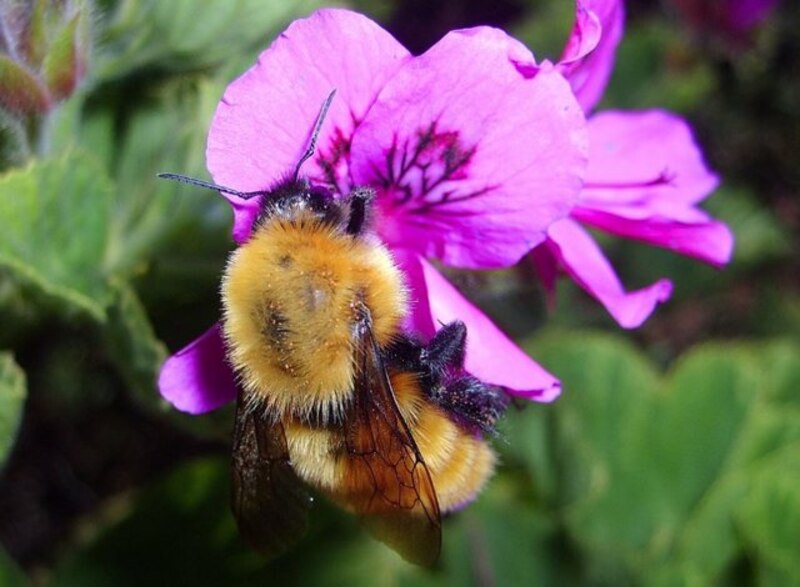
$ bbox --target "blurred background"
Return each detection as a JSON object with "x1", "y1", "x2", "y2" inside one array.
[{"x1": 0, "y1": 0, "x2": 797, "y2": 585}]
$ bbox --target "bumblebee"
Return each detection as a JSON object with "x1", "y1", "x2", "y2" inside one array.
[{"x1": 160, "y1": 92, "x2": 509, "y2": 566}]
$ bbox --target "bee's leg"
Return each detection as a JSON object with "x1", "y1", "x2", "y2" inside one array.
[
  {"x1": 432, "y1": 376, "x2": 510, "y2": 436},
  {"x1": 345, "y1": 187, "x2": 376, "y2": 235},
  {"x1": 421, "y1": 321, "x2": 467, "y2": 376},
  {"x1": 383, "y1": 334, "x2": 424, "y2": 372}
]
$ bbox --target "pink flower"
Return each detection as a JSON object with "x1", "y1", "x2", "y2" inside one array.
[
  {"x1": 531, "y1": 0, "x2": 734, "y2": 328},
  {"x1": 159, "y1": 9, "x2": 588, "y2": 414}
]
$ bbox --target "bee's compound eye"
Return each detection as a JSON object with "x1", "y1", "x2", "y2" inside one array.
[
  {"x1": 307, "y1": 184, "x2": 333, "y2": 199},
  {"x1": 302, "y1": 185, "x2": 345, "y2": 227},
  {"x1": 304, "y1": 185, "x2": 334, "y2": 208}
]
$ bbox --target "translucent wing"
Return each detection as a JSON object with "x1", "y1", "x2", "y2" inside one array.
[
  {"x1": 340, "y1": 307, "x2": 442, "y2": 566},
  {"x1": 231, "y1": 390, "x2": 312, "y2": 558}
]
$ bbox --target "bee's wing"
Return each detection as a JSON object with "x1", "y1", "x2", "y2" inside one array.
[
  {"x1": 231, "y1": 390, "x2": 312, "y2": 558},
  {"x1": 341, "y1": 312, "x2": 442, "y2": 566}
]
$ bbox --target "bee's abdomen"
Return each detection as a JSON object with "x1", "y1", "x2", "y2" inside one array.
[
  {"x1": 279, "y1": 371, "x2": 496, "y2": 514},
  {"x1": 390, "y1": 372, "x2": 497, "y2": 513},
  {"x1": 221, "y1": 218, "x2": 406, "y2": 419}
]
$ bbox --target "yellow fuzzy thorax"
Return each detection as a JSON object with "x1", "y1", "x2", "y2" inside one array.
[
  {"x1": 283, "y1": 370, "x2": 496, "y2": 514},
  {"x1": 222, "y1": 214, "x2": 407, "y2": 420}
]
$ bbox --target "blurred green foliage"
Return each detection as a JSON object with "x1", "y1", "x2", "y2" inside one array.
[
  {"x1": 0, "y1": 0, "x2": 797, "y2": 585},
  {"x1": 35, "y1": 336, "x2": 800, "y2": 586},
  {"x1": 0, "y1": 353, "x2": 26, "y2": 467}
]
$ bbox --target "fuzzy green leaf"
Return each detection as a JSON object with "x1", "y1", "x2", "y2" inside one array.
[
  {"x1": 97, "y1": 0, "x2": 328, "y2": 81},
  {"x1": 103, "y1": 284, "x2": 167, "y2": 408},
  {"x1": 101, "y1": 77, "x2": 222, "y2": 274},
  {"x1": 0, "y1": 151, "x2": 115, "y2": 319}
]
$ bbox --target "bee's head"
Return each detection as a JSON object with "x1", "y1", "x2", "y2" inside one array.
[{"x1": 255, "y1": 177, "x2": 343, "y2": 229}]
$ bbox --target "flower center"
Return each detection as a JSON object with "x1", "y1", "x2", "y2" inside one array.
[{"x1": 376, "y1": 122, "x2": 493, "y2": 214}]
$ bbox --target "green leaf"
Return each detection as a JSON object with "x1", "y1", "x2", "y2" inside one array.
[
  {"x1": 657, "y1": 470, "x2": 752, "y2": 586},
  {"x1": 445, "y1": 489, "x2": 561, "y2": 587},
  {"x1": 0, "y1": 352, "x2": 27, "y2": 468},
  {"x1": 102, "y1": 283, "x2": 167, "y2": 408},
  {"x1": 0, "y1": 55, "x2": 51, "y2": 116},
  {"x1": 526, "y1": 332, "x2": 659, "y2": 510},
  {"x1": 737, "y1": 446, "x2": 800, "y2": 580},
  {"x1": 0, "y1": 150, "x2": 115, "y2": 319},
  {"x1": 101, "y1": 77, "x2": 223, "y2": 274},
  {"x1": 523, "y1": 333, "x2": 800, "y2": 584},
  {"x1": 758, "y1": 340, "x2": 800, "y2": 406},
  {"x1": 97, "y1": 0, "x2": 328, "y2": 81},
  {"x1": 498, "y1": 405, "x2": 558, "y2": 504}
]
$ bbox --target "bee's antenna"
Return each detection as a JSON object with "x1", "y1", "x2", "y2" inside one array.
[
  {"x1": 293, "y1": 89, "x2": 336, "y2": 180},
  {"x1": 157, "y1": 173, "x2": 266, "y2": 200}
]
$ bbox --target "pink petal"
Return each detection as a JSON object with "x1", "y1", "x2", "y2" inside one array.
[
  {"x1": 351, "y1": 27, "x2": 588, "y2": 270},
  {"x1": 581, "y1": 110, "x2": 719, "y2": 208},
  {"x1": 573, "y1": 110, "x2": 733, "y2": 266},
  {"x1": 395, "y1": 249, "x2": 562, "y2": 401},
  {"x1": 206, "y1": 8, "x2": 411, "y2": 242},
  {"x1": 546, "y1": 218, "x2": 673, "y2": 328},
  {"x1": 559, "y1": 0, "x2": 625, "y2": 113},
  {"x1": 560, "y1": 2, "x2": 602, "y2": 67},
  {"x1": 225, "y1": 196, "x2": 261, "y2": 245},
  {"x1": 574, "y1": 208, "x2": 734, "y2": 267},
  {"x1": 158, "y1": 323, "x2": 237, "y2": 414}
]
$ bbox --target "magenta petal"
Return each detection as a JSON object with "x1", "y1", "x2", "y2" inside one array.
[
  {"x1": 546, "y1": 218, "x2": 673, "y2": 328},
  {"x1": 582, "y1": 110, "x2": 719, "y2": 208},
  {"x1": 206, "y1": 8, "x2": 410, "y2": 240},
  {"x1": 352, "y1": 27, "x2": 587, "y2": 270},
  {"x1": 395, "y1": 249, "x2": 561, "y2": 402},
  {"x1": 560, "y1": 2, "x2": 603, "y2": 67},
  {"x1": 574, "y1": 208, "x2": 734, "y2": 267},
  {"x1": 158, "y1": 323, "x2": 237, "y2": 414},
  {"x1": 559, "y1": 0, "x2": 625, "y2": 113},
  {"x1": 574, "y1": 110, "x2": 733, "y2": 266},
  {"x1": 225, "y1": 196, "x2": 261, "y2": 245}
]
